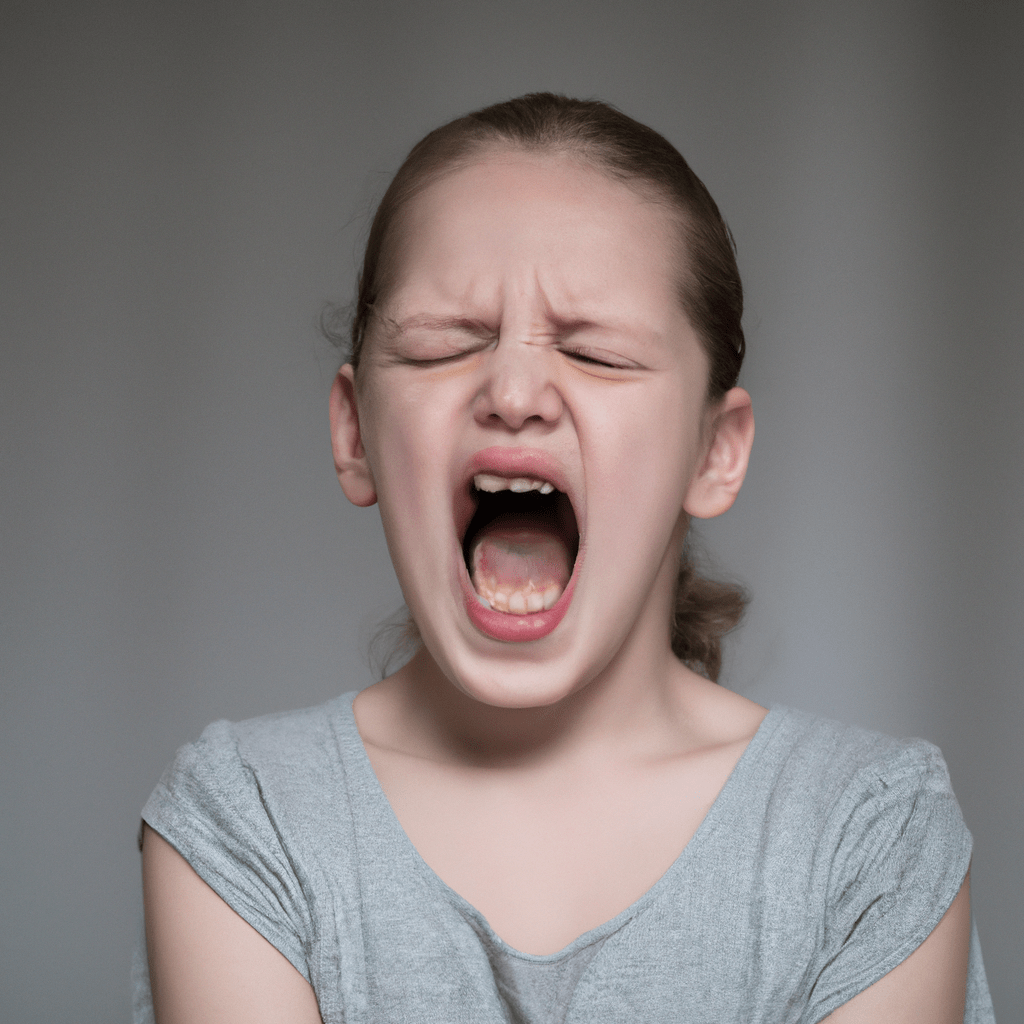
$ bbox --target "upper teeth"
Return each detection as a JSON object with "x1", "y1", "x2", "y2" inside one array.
[{"x1": 474, "y1": 473, "x2": 555, "y2": 495}]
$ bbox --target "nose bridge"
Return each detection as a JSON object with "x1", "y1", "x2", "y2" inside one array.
[{"x1": 476, "y1": 297, "x2": 562, "y2": 430}]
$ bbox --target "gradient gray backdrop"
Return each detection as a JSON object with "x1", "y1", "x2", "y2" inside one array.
[{"x1": 3, "y1": 1, "x2": 1021, "y2": 1019}]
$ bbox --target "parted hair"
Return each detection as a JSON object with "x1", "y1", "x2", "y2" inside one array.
[{"x1": 330, "y1": 93, "x2": 748, "y2": 681}]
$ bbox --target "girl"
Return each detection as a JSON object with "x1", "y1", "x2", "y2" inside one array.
[{"x1": 138, "y1": 94, "x2": 994, "y2": 1023}]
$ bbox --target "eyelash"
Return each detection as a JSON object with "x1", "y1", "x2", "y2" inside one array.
[
  {"x1": 401, "y1": 353, "x2": 465, "y2": 367},
  {"x1": 560, "y1": 346, "x2": 627, "y2": 369},
  {"x1": 398, "y1": 343, "x2": 631, "y2": 371}
]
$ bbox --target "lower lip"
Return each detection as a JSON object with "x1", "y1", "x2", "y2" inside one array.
[{"x1": 461, "y1": 564, "x2": 576, "y2": 642}]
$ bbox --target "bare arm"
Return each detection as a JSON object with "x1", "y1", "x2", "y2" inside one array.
[
  {"x1": 821, "y1": 871, "x2": 971, "y2": 1024},
  {"x1": 142, "y1": 824, "x2": 324, "y2": 1024}
]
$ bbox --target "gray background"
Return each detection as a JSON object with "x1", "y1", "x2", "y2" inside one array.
[{"x1": 2, "y1": 0, "x2": 1021, "y2": 1019}]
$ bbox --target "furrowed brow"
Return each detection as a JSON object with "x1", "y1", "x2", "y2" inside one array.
[{"x1": 546, "y1": 315, "x2": 601, "y2": 338}]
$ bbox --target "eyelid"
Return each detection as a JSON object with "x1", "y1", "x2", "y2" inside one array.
[
  {"x1": 398, "y1": 335, "x2": 495, "y2": 366},
  {"x1": 400, "y1": 352, "x2": 468, "y2": 367}
]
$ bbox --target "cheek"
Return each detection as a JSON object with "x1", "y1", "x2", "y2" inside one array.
[
  {"x1": 597, "y1": 385, "x2": 705, "y2": 495},
  {"x1": 359, "y1": 380, "x2": 453, "y2": 532},
  {"x1": 359, "y1": 390, "x2": 420, "y2": 503}
]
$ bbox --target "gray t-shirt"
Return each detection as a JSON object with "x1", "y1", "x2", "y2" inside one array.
[{"x1": 135, "y1": 691, "x2": 995, "y2": 1023}]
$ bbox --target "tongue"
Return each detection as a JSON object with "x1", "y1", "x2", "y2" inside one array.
[{"x1": 469, "y1": 513, "x2": 572, "y2": 614}]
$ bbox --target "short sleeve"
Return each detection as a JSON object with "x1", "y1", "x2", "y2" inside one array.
[
  {"x1": 804, "y1": 740, "x2": 974, "y2": 1022},
  {"x1": 141, "y1": 719, "x2": 315, "y2": 981}
]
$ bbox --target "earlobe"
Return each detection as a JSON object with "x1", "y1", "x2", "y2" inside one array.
[
  {"x1": 683, "y1": 387, "x2": 754, "y2": 519},
  {"x1": 329, "y1": 365, "x2": 378, "y2": 507}
]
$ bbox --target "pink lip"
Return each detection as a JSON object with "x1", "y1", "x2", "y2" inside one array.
[{"x1": 454, "y1": 446, "x2": 581, "y2": 643}]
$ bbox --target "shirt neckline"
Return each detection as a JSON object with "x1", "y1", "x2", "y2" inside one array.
[{"x1": 337, "y1": 689, "x2": 789, "y2": 964}]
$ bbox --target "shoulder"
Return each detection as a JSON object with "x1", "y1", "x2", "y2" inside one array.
[
  {"x1": 760, "y1": 705, "x2": 960, "y2": 813},
  {"x1": 142, "y1": 692, "x2": 364, "y2": 900},
  {"x1": 139, "y1": 692, "x2": 367, "y2": 980},
  {"x1": 749, "y1": 709, "x2": 978, "y2": 1020},
  {"x1": 737, "y1": 706, "x2": 972, "y2": 934},
  {"x1": 189, "y1": 691, "x2": 357, "y2": 762},
  {"x1": 726, "y1": 708, "x2": 977, "y2": 1020},
  {"x1": 152, "y1": 692, "x2": 359, "y2": 806}
]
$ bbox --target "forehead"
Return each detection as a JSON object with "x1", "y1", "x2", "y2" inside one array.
[{"x1": 382, "y1": 149, "x2": 684, "y2": 329}]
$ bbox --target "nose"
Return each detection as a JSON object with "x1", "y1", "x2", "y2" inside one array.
[{"x1": 472, "y1": 333, "x2": 564, "y2": 432}]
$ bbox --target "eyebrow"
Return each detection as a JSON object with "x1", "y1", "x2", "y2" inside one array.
[
  {"x1": 383, "y1": 314, "x2": 496, "y2": 338},
  {"x1": 384, "y1": 313, "x2": 607, "y2": 339}
]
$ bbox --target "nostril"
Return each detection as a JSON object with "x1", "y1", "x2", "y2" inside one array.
[
  {"x1": 473, "y1": 361, "x2": 563, "y2": 429},
  {"x1": 477, "y1": 397, "x2": 563, "y2": 432}
]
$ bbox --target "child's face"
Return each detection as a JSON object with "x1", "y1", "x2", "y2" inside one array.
[{"x1": 333, "y1": 149, "x2": 745, "y2": 707}]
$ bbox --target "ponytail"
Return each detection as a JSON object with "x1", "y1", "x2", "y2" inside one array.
[{"x1": 671, "y1": 541, "x2": 747, "y2": 682}]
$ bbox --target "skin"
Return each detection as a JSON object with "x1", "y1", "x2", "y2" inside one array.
[{"x1": 143, "y1": 148, "x2": 970, "y2": 1021}]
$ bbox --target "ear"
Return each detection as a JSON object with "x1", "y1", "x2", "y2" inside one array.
[
  {"x1": 329, "y1": 365, "x2": 377, "y2": 507},
  {"x1": 683, "y1": 387, "x2": 754, "y2": 519}
]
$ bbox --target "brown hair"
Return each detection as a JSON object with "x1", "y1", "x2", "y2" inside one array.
[{"x1": 332, "y1": 93, "x2": 748, "y2": 680}]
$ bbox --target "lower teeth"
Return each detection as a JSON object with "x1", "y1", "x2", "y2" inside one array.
[
  {"x1": 466, "y1": 518, "x2": 572, "y2": 617},
  {"x1": 475, "y1": 582, "x2": 562, "y2": 615}
]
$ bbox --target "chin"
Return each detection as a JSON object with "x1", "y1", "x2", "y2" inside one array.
[
  {"x1": 410, "y1": 591, "x2": 618, "y2": 712},
  {"x1": 445, "y1": 653, "x2": 593, "y2": 710}
]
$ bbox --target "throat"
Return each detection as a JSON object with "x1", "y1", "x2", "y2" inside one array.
[{"x1": 468, "y1": 513, "x2": 572, "y2": 614}]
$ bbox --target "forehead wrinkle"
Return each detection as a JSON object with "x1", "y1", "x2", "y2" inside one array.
[
  {"x1": 540, "y1": 305, "x2": 669, "y2": 350},
  {"x1": 524, "y1": 258, "x2": 670, "y2": 344},
  {"x1": 504, "y1": 265, "x2": 615, "y2": 340},
  {"x1": 380, "y1": 260, "x2": 676, "y2": 351}
]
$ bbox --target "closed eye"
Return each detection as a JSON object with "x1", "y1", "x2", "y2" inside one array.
[
  {"x1": 560, "y1": 345, "x2": 639, "y2": 370},
  {"x1": 398, "y1": 351, "x2": 472, "y2": 367},
  {"x1": 396, "y1": 337, "x2": 496, "y2": 367}
]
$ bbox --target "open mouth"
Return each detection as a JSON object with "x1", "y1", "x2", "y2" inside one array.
[{"x1": 461, "y1": 474, "x2": 580, "y2": 617}]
